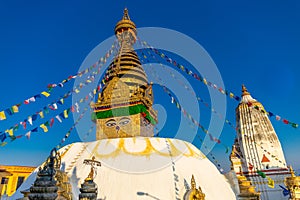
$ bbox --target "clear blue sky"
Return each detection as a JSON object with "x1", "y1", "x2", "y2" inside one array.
[{"x1": 0, "y1": 0, "x2": 300, "y2": 172}]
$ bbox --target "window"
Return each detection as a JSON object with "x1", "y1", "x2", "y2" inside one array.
[
  {"x1": 1, "y1": 177, "x2": 8, "y2": 184},
  {"x1": 16, "y1": 176, "x2": 25, "y2": 190}
]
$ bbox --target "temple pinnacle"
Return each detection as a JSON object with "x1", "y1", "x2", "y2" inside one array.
[{"x1": 241, "y1": 84, "x2": 250, "y2": 97}]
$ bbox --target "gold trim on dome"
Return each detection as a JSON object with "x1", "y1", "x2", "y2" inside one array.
[{"x1": 91, "y1": 138, "x2": 204, "y2": 159}]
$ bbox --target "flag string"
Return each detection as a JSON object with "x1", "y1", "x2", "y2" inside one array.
[
  {"x1": 137, "y1": 38, "x2": 298, "y2": 129},
  {"x1": 0, "y1": 40, "x2": 118, "y2": 121}
]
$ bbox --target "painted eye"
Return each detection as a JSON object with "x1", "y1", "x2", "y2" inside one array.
[
  {"x1": 119, "y1": 118, "x2": 131, "y2": 126},
  {"x1": 106, "y1": 122, "x2": 116, "y2": 127}
]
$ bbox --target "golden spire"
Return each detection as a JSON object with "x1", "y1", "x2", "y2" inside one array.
[
  {"x1": 241, "y1": 84, "x2": 250, "y2": 97},
  {"x1": 92, "y1": 9, "x2": 157, "y2": 140},
  {"x1": 114, "y1": 8, "x2": 136, "y2": 35},
  {"x1": 289, "y1": 165, "x2": 296, "y2": 177}
]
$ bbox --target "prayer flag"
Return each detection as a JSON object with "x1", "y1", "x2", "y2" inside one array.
[
  {"x1": 28, "y1": 116, "x2": 33, "y2": 125},
  {"x1": 5, "y1": 129, "x2": 13, "y2": 136},
  {"x1": 56, "y1": 115, "x2": 62, "y2": 123},
  {"x1": 64, "y1": 109, "x2": 69, "y2": 118},
  {"x1": 50, "y1": 118, "x2": 54, "y2": 127},
  {"x1": 39, "y1": 111, "x2": 44, "y2": 119},
  {"x1": 41, "y1": 91, "x2": 50, "y2": 97},
  {"x1": 0, "y1": 111, "x2": 6, "y2": 120},
  {"x1": 12, "y1": 105, "x2": 19, "y2": 113},
  {"x1": 0, "y1": 142, "x2": 7, "y2": 147},
  {"x1": 283, "y1": 119, "x2": 289, "y2": 124},
  {"x1": 267, "y1": 176, "x2": 274, "y2": 188},
  {"x1": 0, "y1": 133, "x2": 6, "y2": 142},
  {"x1": 279, "y1": 185, "x2": 290, "y2": 196},
  {"x1": 29, "y1": 97, "x2": 36, "y2": 102},
  {"x1": 40, "y1": 124, "x2": 48, "y2": 132},
  {"x1": 257, "y1": 170, "x2": 266, "y2": 178},
  {"x1": 31, "y1": 127, "x2": 38, "y2": 132},
  {"x1": 25, "y1": 131, "x2": 31, "y2": 139}
]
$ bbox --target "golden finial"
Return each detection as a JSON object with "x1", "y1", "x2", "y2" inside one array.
[
  {"x1": 114, "y1": 8, "x2": 136, "y2": 35},
  {"x1": 83, "y1": 156, "x2": 101, "y2": 181},
  {"x1": 241, "y1": 84, "x2": 250, "y2": 97},
  {"x1": 123, "y1": 8, "x2": 130, "y2": 20},
  {"x1": 289, "y1": 165, "x2": 296, "y2": 177},
  {"x1": 191, "y1": 175, "x2": 196, "y2": 190}
]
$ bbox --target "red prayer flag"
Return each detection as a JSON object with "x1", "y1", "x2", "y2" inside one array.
[{"x1": 283, "y1": 119, "x2": 289, "y2": 124}]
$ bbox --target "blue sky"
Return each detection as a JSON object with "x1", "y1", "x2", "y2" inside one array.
[{"x1": 0, "y1": 0, "x2": 300, "y2": 172}]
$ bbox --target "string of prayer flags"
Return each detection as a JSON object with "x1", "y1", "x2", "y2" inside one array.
[
  {"x1": 0, "y1": 41, "x2": 118, "y2": 121},
  {"x1": 161, "y1": 84, "x2": 226, "y2": 147},
  {"x1": 247, "y1": 103, "x2": 299, "y2": 129},
  {"x1": 138, "y1": 38, "x2": 299, "y2": 129},
  {"x1": 0, "y1": 74, "x2": 97, "y2": 134}
]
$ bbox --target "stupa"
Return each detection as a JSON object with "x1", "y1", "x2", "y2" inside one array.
[
  {"x1": 229, "y1": 85, "x2": 291, "y2": 200},
  {"x1": 12, "y1": 9, "x2": 236, "y2": 200}
]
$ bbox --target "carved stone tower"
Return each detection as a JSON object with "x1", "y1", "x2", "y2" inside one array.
[
  {"x1": 91, "y1": 8, "x2": 157, "y2": 140},
  {"x1": 230, "y1": 85, "x2": 290, "y2": 200}
]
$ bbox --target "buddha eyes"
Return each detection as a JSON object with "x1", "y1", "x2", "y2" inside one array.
[
  {"x1": 106, "y1": 121, "x2": 117, "y2": 127},
  {"x1": 105, "y1": 117, "x2": 131, "y2": 127},
  {"x1": 119, "y1": 118, "x2": 131, "y2": 126}
]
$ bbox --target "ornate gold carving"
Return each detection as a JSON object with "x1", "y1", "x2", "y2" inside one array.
[
  {"x1": 184, "y1": 175, "x2": 205, "y2": 200},
  {"x1": 284, "y1": 165, "x2": 300, "y2": 199}
]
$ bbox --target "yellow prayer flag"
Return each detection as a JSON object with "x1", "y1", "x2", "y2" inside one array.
[
  {"x1": 39, "y1": 111, "x2": 44, "y2": 118},
  {"x1": 64, "y1": 110, "x2": 68, "y2": 118},
  {"x1": 0, "y1": 142, "x2": 7, "y2": 147},
  {"x1": 203, "y1": 78, "x2": 207, "y2": 85},
  {"x1": 229, "y1": 93, "x2": 234, "y2": 98},
  {"x1": 93, "y1": 89, "x2": 96, "y2": 95},
  {"x1": 5, "y1": 129, "x2": 13, "y2": 136},
  {"x1": 40, "y1": 124, "x2": 48, "y2": 132},
  {"x1": 41, "y1": 91, "x2": 50, "y2": 97},
  {"x1": 267, "y1": 176, "x2": 274, "y2": 188},
  {"x1": 0, "y1": 111, "x2": 6, "y2": 120},
  {"x1": 12, "y1": 105, "x2": 19, "y2": 113},
  {"x1": 75, "y1": 88, "x2": 80, "y2": 93}
]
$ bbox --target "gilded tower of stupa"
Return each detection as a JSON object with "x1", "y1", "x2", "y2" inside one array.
[
  {"x1": 230, "y1": 85, "x2": 291, "y2": 200},
  {"x1": 91, "y1": 8, "x2": 157, "y2": 140}
]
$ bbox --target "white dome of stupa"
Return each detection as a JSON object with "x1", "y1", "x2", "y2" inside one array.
[{"x1": 13, "y1": 137, "x2": 236, "y2": 200}]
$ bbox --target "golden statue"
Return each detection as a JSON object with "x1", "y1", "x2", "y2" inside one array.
[
  {"x1": 183, "y1": 175, "x2": 206, "y2": 200},
  {"x1": 83, "y1": 156, "x2": 101, "y2": 181},
  {"x1": 284, "y1": 165, "x2": 300, "y2": 199}
]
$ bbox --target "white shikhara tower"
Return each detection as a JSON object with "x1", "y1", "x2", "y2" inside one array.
[{"x1": 230, "y1": 85, "x2": 290, "y2": 200}]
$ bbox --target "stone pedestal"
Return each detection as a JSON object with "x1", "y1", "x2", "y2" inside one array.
[{"x1": 79, "y1": 179, "x2": 98, "y2": 200}]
